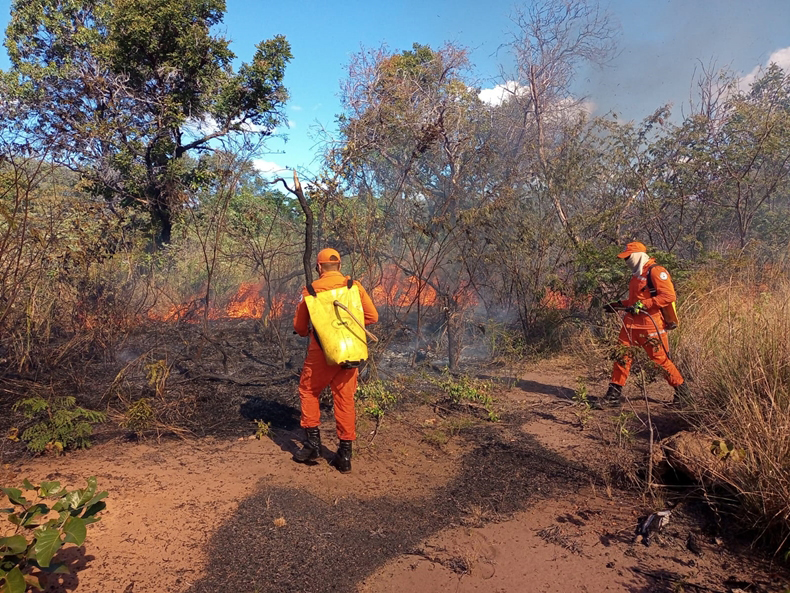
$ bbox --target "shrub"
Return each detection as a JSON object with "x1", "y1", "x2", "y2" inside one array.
[
  {"x1": 13, "y1": 396, "x2": 106, "y2": 454},
  {"x1": 675, "y1": 257, "x2": 790, "y2": 551},
  {"x1": 0, "y1": 477, "x2": 106, "y2": 592},
  {"x1": 357, "y1": 380, "x2": 398, "y2": 420}
]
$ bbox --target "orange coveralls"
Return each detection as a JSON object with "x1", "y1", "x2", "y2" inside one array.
[
  {"x1": 293, "y1": 270, "x2": 379, "y2": 441},
  {"x1": 611, "y1": 259, "x2": 685, "y2": 388}
]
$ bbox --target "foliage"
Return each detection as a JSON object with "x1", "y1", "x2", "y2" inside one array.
[
  {"x1": 572, "y1": 379, "x2": 592, "y2": 428},
  {"x1": 432, "y1": 373, "x2": 499, "y2": 422},
  {"x1": 145, "y1": 359, "x2": 170, "y2": 398},
  {"x1": 254, "y1": 420, "x2": 272, "y2": 440},
  {"x1": 120, "y1": 398, "x2": 154, "y2": 436},
  {"x1": 0, "y1": 476, "x2": 106, "y2": 592},
  {"x1": 674, "y1": 257, "x2": 790, "y2": 551},
  {"x1": 357, "y1": 380, "x2": 398, "y2": 420},
  {"x1": 13, "y1": 397, "x2": 106, "y2": 454},
  {"x1": 3, "y1": 0, "x2": 292, "y2": 245}
]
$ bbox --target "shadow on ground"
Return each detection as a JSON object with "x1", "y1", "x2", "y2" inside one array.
[{"x1": 186, "y1": 424, "x2": 592, "y2": 593}]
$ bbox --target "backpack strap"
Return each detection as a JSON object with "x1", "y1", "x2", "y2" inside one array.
[
  {"x1": 306, "y1": 283, "x2": 317, "y2": 297},
  {"x1": 645, "y1": 265, "x2": 658, "y2": 297}
]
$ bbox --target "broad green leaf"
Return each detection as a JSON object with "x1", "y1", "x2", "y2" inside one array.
[
  {"x1": 0, "y1": 537, "x2": 27, "y2": 555},
  {"x1": 6, "y1": 515, "x2": 21, "y2": 527},
  {"x1": 33, "y1": 528, "x2": 62, "y2": 568},
  {"x1": 0, "y1": 489, "x2": 28, "y2": 507},
  {"x1": 62, "y1": 491, "x2": 81, "y2": 511},
  {"x1": 21, "y1": 504, "x2": 49, "y2": 527},
  {"x1": 63, "y1": 517, "x2": 86, "y2": 546},
  {"x1": 82, "y1": 491, "x2": 108, "y2": 510},
  {"x1": 77, "y1": 477, "x2": 97, "y2": 507},
  {"x1": 38, "y1": 482, "x2": 61, "y2": 497},
  {"x1": 3, "y1": 566, "x2": 25, "y2": 593},
  {"x1": 82, "y1": 501, "x2": 105, "y2": 521},
  {"x1": 20, "y1": 479, "x2": 34, "y2": 491}
]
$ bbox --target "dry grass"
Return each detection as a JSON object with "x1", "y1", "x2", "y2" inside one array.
[{"x1": 675, "y1": 254, "x2": 790, "y2": 551}]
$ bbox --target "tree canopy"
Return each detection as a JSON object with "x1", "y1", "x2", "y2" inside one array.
[{"x1": 3, "y1": 0, "x2": 292, "y2": 245}]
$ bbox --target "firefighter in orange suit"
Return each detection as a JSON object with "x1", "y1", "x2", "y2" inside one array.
[
  {"x1": 601, "y1": 241, "x2": 690, "y2": 407},
  {"x1": 292, "y1": 248, "x2": 378, "y2": 472}
]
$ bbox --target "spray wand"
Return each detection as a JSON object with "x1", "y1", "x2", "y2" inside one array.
[{"x1": 333, "y1": 300, "x2": 379, "y2": 342}]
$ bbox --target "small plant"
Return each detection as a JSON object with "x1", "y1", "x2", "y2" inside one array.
[
  {"x1": 13, "y1": 396, "x2": 106, "y2": 454},
  {"x1": 357, "y1": 380, "x2": 398, "y2": 421},
  {"x1": 254, "y1": 420, "x2": 272, "y2": 440},
  {"x1": 144, "y1": 359, "x2": 170, "y2": 398},
  {"x1": 0, "y1": 476, "x2": 106, "y2": 592},
  {"x1": 120, "y1": 398, "x2": 154, "y2": 436},
  {"x1": 572, "y1": 378, "x2": 592, "y2": 428},
  {"x1": 613, "y1": 411, "x2": 636, "y2": 446},
  {"x1": 432, "y1": 373, "x2": 499, "y2": 422}
]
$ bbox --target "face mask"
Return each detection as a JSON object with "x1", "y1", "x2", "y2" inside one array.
[{"x1": 627, "y1": 252, "x2": 647, "y2": 275}]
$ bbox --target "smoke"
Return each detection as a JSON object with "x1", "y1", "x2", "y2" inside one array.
[{"x1": 580, "y1": 0, "x2": 790, "y2": 121}]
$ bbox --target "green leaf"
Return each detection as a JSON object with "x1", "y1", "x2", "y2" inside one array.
[
  {"x1": 33, "y1": 528, "x2": 62, "y2": 568},
  {"x1": 38, "y1": 482, "x2": 61, "y2": 498},
  {"x1": 82, "y1": 501, "x2": 106, "y2": 520},
  {"x1": 63, "y1": 517, "x2": 86, "y2": 546},
  {"x1": 77, "y1": 477, "x2": 97, "y2": 507},
  {"x1": 21, "y1": 503, "x2": 49, "y2": 527},
  {"x1": 0, "y1": 537, "x2": 27, "y2": 555},
  {"x1": 20, "y1": 479, "x2": 34, "y2": 491},
  {"x1": 0, "y1": 489, "x2": 28, "y2": 507},
  {"x1": 3, "y1": 566, "x2": 26, "y2": 593}
]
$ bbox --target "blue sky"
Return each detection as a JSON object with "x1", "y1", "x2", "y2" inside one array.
[{"x1": 2, "y1": 0, "x2": 790, "y2": 177}]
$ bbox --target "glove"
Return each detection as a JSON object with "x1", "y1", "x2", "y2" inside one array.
[
  {"x1": 626, "y1": 301, "x2": 646, "y2": 315},
  {"x1": 603, "y1": 302, "x2": 620, "y2": 314}
]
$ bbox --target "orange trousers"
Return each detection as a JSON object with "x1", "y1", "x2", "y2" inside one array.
[
  {"x1": 298, "y1": 348, "x2": 358, "y2": 441},
  {"x1": 611, "y1": 326, "x2": 684, "y2": 388}
]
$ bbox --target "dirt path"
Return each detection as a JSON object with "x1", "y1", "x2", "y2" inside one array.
[{"x1": 12, "y1": 358, "x2": 788, "y2": 593}]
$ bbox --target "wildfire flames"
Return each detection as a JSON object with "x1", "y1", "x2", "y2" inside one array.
[
  {"x1": 371, "y1": 265, "x2": 438, "y2": 308},
  {"x1": 149, "y1": 281, "x2": 284, "y2": 322},
  {"x1": 149, "y1": 265, "x2": 479, "y2": 323}
]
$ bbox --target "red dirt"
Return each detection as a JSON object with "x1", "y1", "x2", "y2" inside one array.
[{"x1": 9, "y1": 356, "x2": 789, "y2": 593}]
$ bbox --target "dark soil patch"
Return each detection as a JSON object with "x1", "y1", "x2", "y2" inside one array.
[{"x1": 186, "y1": 424, "x2": 590, "y2": 593}]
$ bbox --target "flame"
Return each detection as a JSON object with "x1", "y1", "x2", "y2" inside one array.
[
  {"x1": 371, "y1": 265, "x2": 438, "y2": 308},
  {"x1": 540, "y1": 289, "x2": 571, "y2": 310},
  {"x1": 148, "y1": 281, "x2": 285, "y2": 322}
]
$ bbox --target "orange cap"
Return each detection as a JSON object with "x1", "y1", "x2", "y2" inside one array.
[
  {"x1": 617, "y1": 241, "x2": 647, "y2": 259},
  {"x1": 316, "y1": 248, "x2": 341, "y2": 264}
]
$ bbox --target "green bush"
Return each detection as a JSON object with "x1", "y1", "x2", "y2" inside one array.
[
  {"x1": 13, "y1": 397, "x2": 106, "y2": 454},
  {"x1": 357, "y1": 380, "x2": 398, "y2": 420},
  {"x1": 0, "y1": 477, "x2": 106, "y2": 592}
]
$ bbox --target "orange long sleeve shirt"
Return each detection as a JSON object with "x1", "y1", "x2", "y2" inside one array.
[{"x1": 619, "y1": 258, "x2": 676, "y2": 330}]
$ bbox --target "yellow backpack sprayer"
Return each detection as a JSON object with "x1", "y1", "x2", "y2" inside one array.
[{"x1": 304, "y1": 278, "x2": 378, "y2": 367}]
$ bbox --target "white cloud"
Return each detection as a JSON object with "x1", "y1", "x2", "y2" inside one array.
[
  {"x1": 291, "y1": 105, "x2": 303, "y2": 112},
  {"x1": 478, "y1": 81, "x2": 527, "y2": 106},
  {"x1": 739, "y1": 46, "x2": 790, "y2": 91},
  {"x1": 252, "y1": 159, "x2": 288, "y2": 175}
]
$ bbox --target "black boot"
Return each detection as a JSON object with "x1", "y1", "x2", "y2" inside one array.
[
  {"x1": 595, "y1": 383, "x2": 622, "y2": 409},
  {"x1": 673, "y1": 382, "x2": 691, "y2": 407},
  {"x1": 332, "y1": 440, "x2": 353, "y2": 473},
  {"x1": 293, "y1": 427, "x2": 321, "y2": 463}
]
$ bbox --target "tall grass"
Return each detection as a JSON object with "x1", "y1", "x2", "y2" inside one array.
[{"x1": 676, "y1": 254, "x2": 790, "y2": 550}]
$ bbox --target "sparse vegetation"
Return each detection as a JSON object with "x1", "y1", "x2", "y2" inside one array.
[
  {"x1": 675, "y1": 260, "x2": 790, "y2": 552},
  {"x1": 12, "y1": 397, "x2": 106, "y2": 454},
  {"x1": 0, "y1": 477, "x2": 106, "y2": 592}
]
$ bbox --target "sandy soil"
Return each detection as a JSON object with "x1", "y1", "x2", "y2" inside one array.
[{"x1": 9, "y1": 357, "x2": 789, "y2": 593}]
